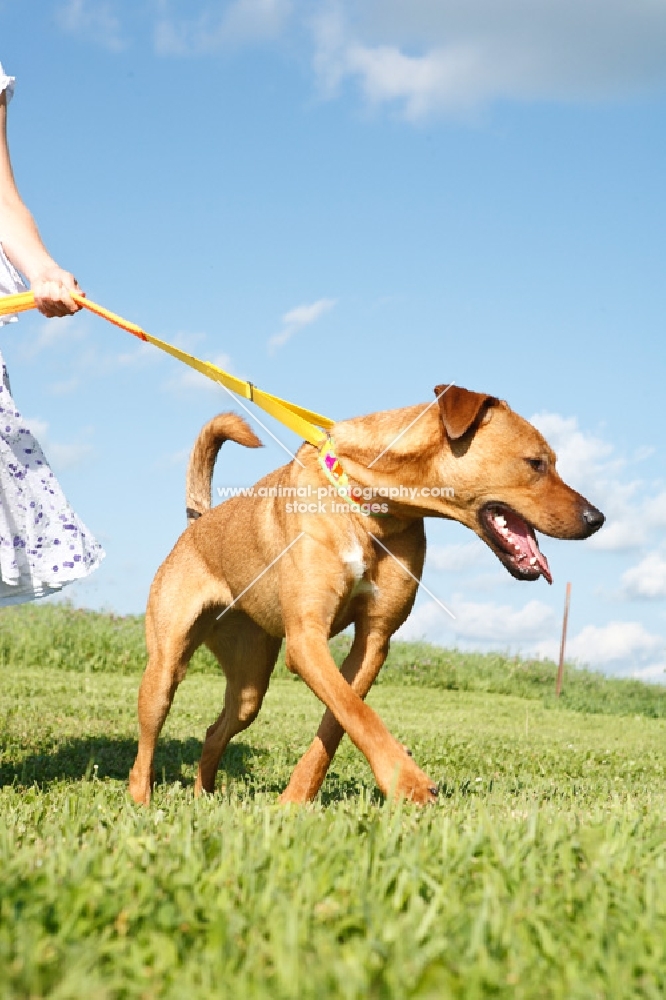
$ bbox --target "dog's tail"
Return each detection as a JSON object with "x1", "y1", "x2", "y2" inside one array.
[{"x1": 185, "y1": 413, "x2": 263, "y2": 524}]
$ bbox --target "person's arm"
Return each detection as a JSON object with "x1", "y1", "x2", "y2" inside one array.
[{"x1": 0, "y1": 90, "x2": 81, "y2": 318}]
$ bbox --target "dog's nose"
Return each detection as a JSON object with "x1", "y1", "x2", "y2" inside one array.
[{"x1": 582, "y1": 504, "x2": 605, "y2": 534}]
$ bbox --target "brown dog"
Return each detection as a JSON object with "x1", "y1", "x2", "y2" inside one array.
[{"x1": 129, "y1": 386, "x2": 604, "y2": 806}]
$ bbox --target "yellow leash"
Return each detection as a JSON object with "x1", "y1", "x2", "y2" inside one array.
[
  {"x1": 0, "y1": 290, "x2": 333, "y2": 448},
  {"x1": 0, "y1": 290, "x2": 366, "y2": 506}
]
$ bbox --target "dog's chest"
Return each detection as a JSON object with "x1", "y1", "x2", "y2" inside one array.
[{"x1": 342, "y1": 543, "x2": 376, "y2": 600}]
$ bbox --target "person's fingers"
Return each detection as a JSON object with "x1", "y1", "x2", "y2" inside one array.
[
  {"x1": 33, "y1": 274, "x2": 82, "y2": 317},
  {"x1": 34, "y1": 281, "x2": 70, "y2": 316},
  {"x1": 60, "y1": 271, "x2": 80, "y2": 292}
]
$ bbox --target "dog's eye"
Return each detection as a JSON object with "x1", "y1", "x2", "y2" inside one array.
[{"x1": 526, "y1": 458, "x2": 548, "y2": 474}]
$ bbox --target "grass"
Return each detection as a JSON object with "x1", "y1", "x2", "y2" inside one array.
[
  {"x1": 2, "y1": 602, "x2": 665, "y2": 717},
  {"x1": 0, "y1": 604, "x2": 665, "y2": 998}
]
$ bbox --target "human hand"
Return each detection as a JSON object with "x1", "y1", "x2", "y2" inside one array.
[{"x1": 31, "y1": 265, "x2": 83, "y2": 318}]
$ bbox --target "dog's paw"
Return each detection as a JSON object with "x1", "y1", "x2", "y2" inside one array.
[
  {"x1": 401, "y1": 778, "x2": 439, "y2": 805},
  {"x1": 128, "y1": 768, "x2": 152, "y2": 807},
  {"x1": 382, "y1": 756, "x2": 439, "y2": 805}
]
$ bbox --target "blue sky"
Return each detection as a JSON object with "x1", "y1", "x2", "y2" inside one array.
[{"x1": 1, "y1": 0, "x2": 665, "y2": 679}]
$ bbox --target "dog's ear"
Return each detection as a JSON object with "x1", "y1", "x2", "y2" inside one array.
[{"x1": 434, "y1": 385, "x2": 498, "y2": 440}]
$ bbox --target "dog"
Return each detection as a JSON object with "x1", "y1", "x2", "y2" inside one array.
[{"x1": 129, "y1": 385, "x2": 604, "y2": 806}]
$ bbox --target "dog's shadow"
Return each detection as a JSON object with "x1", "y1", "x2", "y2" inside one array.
[
  {"x1": 0, "y1": 736, "x2": 263, "y2": 791},
  {"x1": 0, "y1": 739, "x2": 383, "y2": 804}
]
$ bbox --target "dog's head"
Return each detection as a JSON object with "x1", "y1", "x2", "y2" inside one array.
[{"x1": 432, "y1": 385, "x2": 605, "y2": 584}]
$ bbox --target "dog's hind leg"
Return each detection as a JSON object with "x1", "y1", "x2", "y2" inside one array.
[
  {"x1": 129, "y1": 563, "x2": 222, "y2": 805},
  {"x1": 194, "y1": 614, "x2": 280, "y2": 796},
  {"x1": 129, "y1": 642, "x2": 197, "y2": 805}
]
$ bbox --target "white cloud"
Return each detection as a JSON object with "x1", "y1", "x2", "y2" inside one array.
[
  {"x1": 453, "y1": 598, "x2": 556, "y2": 642},
  {"x1": 630, "y1": 663, "x2": 666, "y2": 682},
  {"x1": 161, "y1": 447, "x2": 191, "y2": 468},
  {"x1": 268, "y1": 297, "x2": 336, "y2": 353},
  {"x1": 398, "y1": 596, "x2": 555, "y2": 644},
  {"x1": 399, "y1": 590, "x2": 666, "y2": 680},
  {"x1": 117, "y1": 341, "x2": 159, "y2": 367},
  {"x1": 23, "y1": 316, "x2": 87, "y2": 359},
  {"x1": 47, "y1": 441, "x2": 95, "y2": 470},
  {"x1": 533, "y1": 620, "x2": 664, "y2": 668},
  {"x1": 55, "y1": 0, "x2": 126, "y2": 52},
  {"x1": 57, "y1": 0, "x2": 666, "y2": 116},
  {"x1": 589, "y1": 520, "x2": 647, "y2": 552},
  {"x1": 569, "y1": 621, "x2": 664, "y2": 665},
  {"x1": 427, "y1": 542, "x2": 485, "y2": 573},
  {"x1": 645, "y1": 491, "x2": 666, "y2": 528},
  {"x1": 155, "y1": 0, "x2": 293, "y2": 56},
  {"x1": 529, "y1": 412, "x2": 616, "y2": 488},
  {"x1": 311, "y1": 0, "x2": 666, "y2": 119},
  {"x1": 24, "y1": 316, "x2": 157, "y2": 392},
  {"x1": 622, "y1": 552, "x2": 666, "y2": 599},
  {"x1": 55, "y1": 0, "x2": 666, "y2": 115}
]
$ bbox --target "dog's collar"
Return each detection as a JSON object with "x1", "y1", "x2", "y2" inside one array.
[
  {"x1": 318, "y1": 436, "x2": 349, "y2": 492},
  {"x1": 318, "y1": 436, "x2": 386, "y2": 517}
]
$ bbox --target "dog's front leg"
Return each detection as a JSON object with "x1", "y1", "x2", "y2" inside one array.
[
  {"x1": 284, "y1": 624, "x2": 437, "y2": 804},
  {"x1": 281, "y1": 520, "x2": 427, "y2": 804},
  {"x1": 280, "y1": 628, "x2": 389, "y2": 803}
]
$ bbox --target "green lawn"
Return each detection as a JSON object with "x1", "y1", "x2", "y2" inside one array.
[{"x1": 0, "y1": 606, "x2": 665, "y2": 999}]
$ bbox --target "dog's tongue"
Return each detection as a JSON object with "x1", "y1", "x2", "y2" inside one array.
[
  {"x1": 503, "y1": 510, "x2": 553, "y2": 584},
  {"x1": 525, "y1": 532, "x2": 552, "y2": 584}
]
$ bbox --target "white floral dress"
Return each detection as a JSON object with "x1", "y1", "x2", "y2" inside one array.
[{"x1": 0, "y1": 63, "x2": 104, "y2": 604}]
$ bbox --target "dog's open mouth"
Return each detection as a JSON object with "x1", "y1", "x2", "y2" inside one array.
[{"x1": 480, "y1": 502, "x2": 553, "y2": 584}]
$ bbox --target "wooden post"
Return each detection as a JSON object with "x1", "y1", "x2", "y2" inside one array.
[{"x1": 556, "y1": 582, "x2": 572, "y2": 698}]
